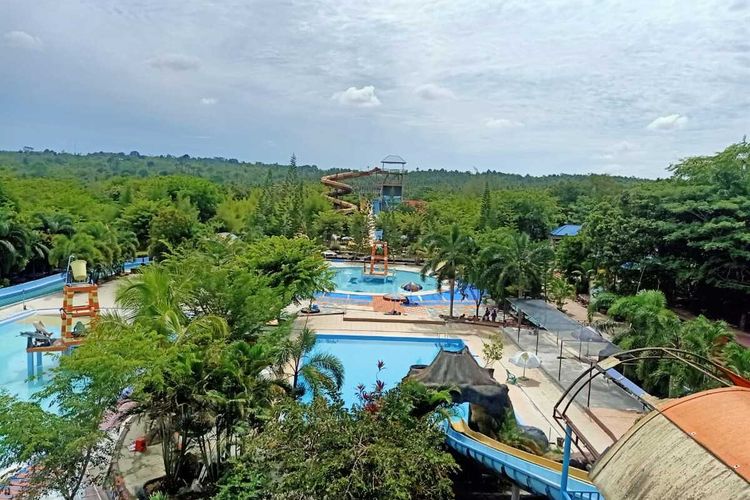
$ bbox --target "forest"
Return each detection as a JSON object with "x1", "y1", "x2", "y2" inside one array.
[{"x1": 1, "y1": 143, "x2": 747, "y2": 329}]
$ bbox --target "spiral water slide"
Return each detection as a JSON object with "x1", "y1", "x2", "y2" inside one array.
[{"x1": 321, "y1": 167, "x2": 383, "y2": 214}]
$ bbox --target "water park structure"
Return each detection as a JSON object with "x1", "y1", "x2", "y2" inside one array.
[
  {"x1": 322, "y1": 155, "x2": 406, "y2": 281},
  {"x1": 22, "y1": 257, "x2": 99, "y2": 376},
  {"x1": 320, "y1": 154, "x2": 406, "y2": 216}
]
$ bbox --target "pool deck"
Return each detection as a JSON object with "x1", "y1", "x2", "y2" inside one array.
[{"x1": 299, "y1": 313, "x2": 619, "y2": 454}]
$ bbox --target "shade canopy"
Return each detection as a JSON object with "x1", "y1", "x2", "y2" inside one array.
[
  {"x1": 383, "y1": 293, "x2": 406, "y2": 302},
  {"x1": 401, "y1": 281, "x2": 423, "y2": 292},
  {"x1": 509, "y1": 351, "x2": 542, "y2": 369}
]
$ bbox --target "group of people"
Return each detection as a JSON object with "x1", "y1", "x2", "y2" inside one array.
[{"x1": 482, "y1": 307, "x2": 499, "y2": 323}]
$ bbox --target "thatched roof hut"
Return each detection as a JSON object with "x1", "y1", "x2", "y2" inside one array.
[{"x1": 591, "y1": 387, "x2": 750, "y2": 499}]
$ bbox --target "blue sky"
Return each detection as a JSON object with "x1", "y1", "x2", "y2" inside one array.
[{"x1": 1, "y1": 0, "x2": 748, "y2": 177}]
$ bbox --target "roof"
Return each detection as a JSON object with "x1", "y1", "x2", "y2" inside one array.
[
  {"x1": 591, "y1": 387, "x2": 750, "y2": 499},
  {"x1": 381, "y1": 154, "x2": 406, "y2": 164},
  {"x1": 550, "y1": 224, "x2": 582, "y2": 237},
  {"x1": 659, "y1": 386, "x2": 750, "y2": 481}
]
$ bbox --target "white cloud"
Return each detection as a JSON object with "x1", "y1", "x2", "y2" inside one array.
[
  {"x1": 147, "y1": 53, "x2": 200, "y2": 71},
  {"x1": 485, "y1": 118, "x2": 524, "y2": 129},
  {"x1": 646, "y1": 114, "x2": 688, "y2": 131},
  {"x1": 3, "y1": 30, "x2": 42, "y2": 50},
  {"x1": 414, "y1": 83, "x2": 456, "y2": 100},
  {"x1": 333, "y1": 86, "x2": 381, "y2": 108},
  {"x1": 200, "y1": 97, "x2": 217, "y2": 105}
]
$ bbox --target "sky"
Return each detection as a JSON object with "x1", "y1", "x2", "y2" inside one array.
[{"x1": 1, "y1": 0, "x2": 748, "y2": 178}]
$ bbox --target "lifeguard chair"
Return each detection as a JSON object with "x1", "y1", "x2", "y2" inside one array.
[
  {"x1": 366, "y1": 241, "x2": 389, "y2": 276},
  {"x1": 59, "y1": 257, "x2": 99, "y2": 341}
]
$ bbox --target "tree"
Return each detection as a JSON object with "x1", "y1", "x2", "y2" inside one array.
[
  {"x1": 48, "y1": 232, "x2": 102, "y2": 268},
  {"x1": 120, "y1": 199, "x2": 166, "y2": 249},
  {"x1": 216, "y1": 383, "x2": 457, "y2": 500},
  {"x1": 482, "y1": 333, "x2": 504, "y2": 368},
  {"x1": 0, "y1": 207, "x2": 35, "y2": 278},
  {"x1": 0, "y1": 396, "x2": 110, "y2": 500},
  {"x1": 421, "y1": 224, "x2": 475, "y2": 317},
  {"x1": 485, "y1": 232, "x2": 552, "y2": 299},
  {"x1": 256, "y1": 169, "x2": 279, "y2": 236},
  {"x1": 147, "y1": 205, "x2": 200, "y2": 260},
  {"x1": 477, "y1": 181, "x2": 492, "y2": 229},
  {"x1": 245, "y1": 236, "x2": 334, "y2": 307},
  {"x1": 460, "y1": 244, "x2": 494, "y2": 318},
  {"x1": 282, "y1": 154, "x2": 304, "y2": 237},
  {"x1": 313, "y1": 210, "x2": 346, "y2": 244},
  {"x1": 275, "y1": 327, "x2": 344, "y2": 399},
  {"x1": 548, "y1": 275, "x2": 575, "y2": 311}
]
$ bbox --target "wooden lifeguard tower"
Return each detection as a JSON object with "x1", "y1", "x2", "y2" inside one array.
[
  {"x1": 25, "y1": 257, "x2": 98, "y2": 376},
  {"x1": 366, "y1": 241, "x2": 389, "y2": 276}
]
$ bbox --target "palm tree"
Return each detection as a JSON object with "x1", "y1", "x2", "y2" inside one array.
[
  {"x1": 0, "y1": 212, "x2": 32, "y2": 277},
  {"x1": 36, "y1": 212, "x2": 75, "y2": 239},
  {"x1": 420, "y1": 224, "x2": 475, "y2": 318},
  {"x1": 116, "y1": 266, "x2": 191, "y2": 337},
  {"x1": 275, "y1": 327, "x2": 344, "y2": 399},
  {"x1": 724, "y1": 342, "x2": 750, "y2": 378},
  {"x1": 48, "y1": 233, "x2": 103, "y2": 268},
  {"x1": 485, "y1": 232, "x2": 552, "y2": 300}
]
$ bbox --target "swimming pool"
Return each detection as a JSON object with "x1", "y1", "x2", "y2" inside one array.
[
  {"x1": 0, "y1": 312, "x2": 59, "y2": 402},
  {"x1": 306, "y1": 334, "x2": 464, "y2": 406},
  {"x1": 331, "y1": 266, "x2": 439, "y2": 295}
]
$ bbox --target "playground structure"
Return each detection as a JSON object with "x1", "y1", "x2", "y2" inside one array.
[
  {"x1": 24, "y1": 257, "x2": 99, "y2": 376},
  {"x1": 322, "y1": 156, "x2": 405, "y2": 280}
]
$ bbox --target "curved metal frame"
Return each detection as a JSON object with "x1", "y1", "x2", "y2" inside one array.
[{"x1": 553, "y1": 347, "x2": 747, "y2": 462}]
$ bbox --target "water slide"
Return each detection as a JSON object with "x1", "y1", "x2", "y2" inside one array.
[
  {"x1": 320, "y1": 167, "x2": 382, "y2": 214},
  {"x1": 444, "y1": 406, "x2": 601, "y2": 500}
]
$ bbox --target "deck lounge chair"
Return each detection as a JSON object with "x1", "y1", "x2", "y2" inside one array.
[{"x1": 505, "y1": 369, "x2": 518, "y2": 385}]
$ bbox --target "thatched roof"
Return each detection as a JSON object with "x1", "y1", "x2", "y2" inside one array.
[
  {"x1": 592, "y1": 387, "x2": 750, "y2": 499},
  {"x1": 405, "y1": 348, "x2": 511, "y2": 419}
]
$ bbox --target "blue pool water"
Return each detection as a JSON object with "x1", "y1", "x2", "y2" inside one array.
[
  {"x1": 0, "y1": 313, "x2": 59, "y2": 402},
  {"x1": 331, "y1": 266, "x2": 438, "y2": 294},
  {"x1": 307, "y1": 334, "x2": 464, "y2": 406}
]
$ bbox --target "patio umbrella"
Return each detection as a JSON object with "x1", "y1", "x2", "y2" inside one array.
[
  {"x1": 401, "y1": 281, "x2": 423, "y2": 292},
  {"x1": 509, "y1": 351, "x2": 542, "y2": 379},
  {"x1": 383, "y1": 293, "x2": 406, "y2": 302}
]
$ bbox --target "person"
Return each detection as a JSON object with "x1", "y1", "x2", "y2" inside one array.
[
  {"x1": 482, "y1": 307, "x2": 490, "y2": 322},
  {"x1": 490, "y1": 308, "x2": 497, "y2": 322}
]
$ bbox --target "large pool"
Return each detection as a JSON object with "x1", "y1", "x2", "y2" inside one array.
[
  {"x1": 331, "y1": 266, "x2": 439, "y2": 295},
  {"x1": 0, "y1": 313, "x2": 59, "y2": 402},
  {"x1": 306, "y1": 334, "x2": 464, "y2": 406}
]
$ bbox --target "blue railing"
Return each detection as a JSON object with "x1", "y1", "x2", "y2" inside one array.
[{"x1": 0, "y1": 257, "x2": 149, "y2": 308}]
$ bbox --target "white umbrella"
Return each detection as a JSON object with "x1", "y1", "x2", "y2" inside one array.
[{"x1": 509, "y1": 351, "x2": 542, "y2": 379}]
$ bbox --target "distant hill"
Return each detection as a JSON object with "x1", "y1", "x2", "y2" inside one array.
[{"x1": 0, "y1": 149, "x2": 646, "y2": 198}]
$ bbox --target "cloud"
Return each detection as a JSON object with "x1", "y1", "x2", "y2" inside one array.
[
  {"x1": 646, "y1": 114, "x2": 688, "y2": 131},
  {"x1": 485, "y1": 118, "x2": 524, "y2": 129},
  {"x1": 3, "y1": 30, "x2": 42, "y2": 50},
  {"x1": 200, "y1": 97, "x2": 217, "y2": 105},
  {"x1": 333, "y1": 86, "x2": 381, "y2": 108},
  {"x1": 147, "y1": 53, "x2": 200, "y2": 71},
  {"x1": 414, "y1": 83, "x2": 456, "y2": 100}
]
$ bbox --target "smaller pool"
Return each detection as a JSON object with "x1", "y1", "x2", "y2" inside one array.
[
  {"x1": 331, "y1": 266, "x2": 439, "y2": 295},
  {"x1": 306, "y1": 334, "x2": 464, "y2": 407}
]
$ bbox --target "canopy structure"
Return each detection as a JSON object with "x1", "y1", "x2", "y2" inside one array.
[
  {"x1": 405, "y1": 347, "x2": 512, "y2": 419},
  {"x1": 550, "y1": 224, "x2": 582, "y2": 238}
]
